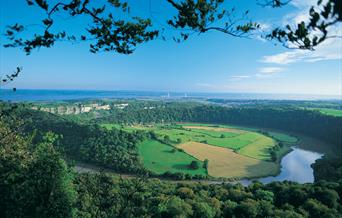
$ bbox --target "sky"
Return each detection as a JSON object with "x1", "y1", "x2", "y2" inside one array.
[{"x1": 1, "y1": 0, "x2": 341, "y2": 96}]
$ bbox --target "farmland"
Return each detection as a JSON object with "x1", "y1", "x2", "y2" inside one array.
[
  {"x1": 103, "y1": 123, "x2": 297, "y2": 179},
  {"x1": 237, "y1": 136, "x2": 275, "y2": 160},
  {"x1": 268, "y1": 131, "x2": 298, "y2": 144},
  {"x1": 178, "y1": 142, "x2": 278, "y2": 178},
  {"x1": 315, "y1": 108, "x2": 342, "y2": 117},
  {"x1": 138, "y1": 140, "x2": 207, "y2": 176}
]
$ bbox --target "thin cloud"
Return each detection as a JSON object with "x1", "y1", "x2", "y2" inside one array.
[
  {"x1": 253, "y1": 22, "x2": 272, "y2": 42},
  {"x1": 290, "y1": 0, "x2": 323, "y2": 8},
  {"x1": 258, "y1": 67, "x2": 284, "y2": 74},
  {"x1": 286, "y1": 0, "x2": 327, "y2": 24},
  {"x1": 231, "y1": 75, "x2": 251, "y2": 79},
  {"x1": 229, "y1": 75, "x2": 251, "y2": 81},
  {"x1": 262, "y1": 0, "x2": 342, "y2": 65},
  {"x1": 261, "y1": 36, "x2": 342, "y2": 64},
  {"x1": 195, "y1": 83, "x2": 214, "y2": 88}
]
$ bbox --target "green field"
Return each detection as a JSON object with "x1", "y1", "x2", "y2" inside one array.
[
  {"x1": 238, "y1": 136, "x2": 276, "y2": 160},
  {"x1": 102, "y1": 123, "x2": 297, "y2": 178},
  {"x1": 180, "y1": 122, "x2": 260, "y2": 131},
  {"x1": 101, "y1": 123, "x2": 122, "y2": 130},
  {"x1": 155, "y1": 127, "x2": 250, "y2": 150},
  {"x1": 138, "y1": 140, "x2": 206, "y2": 176},
  {"x1": 315, "y1": 108, "x2": 342, "y2": 117},
  {"x1": 268, "y1": 132, "x2": 298, "y2": 143}
]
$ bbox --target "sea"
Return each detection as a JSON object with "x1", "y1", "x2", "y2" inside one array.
[{"x1": 0, "y1": 89, "x2": 341, "y2": 102}]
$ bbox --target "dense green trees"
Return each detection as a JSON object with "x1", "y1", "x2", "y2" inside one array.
[
  {"x1": 203, "y1": 159, "x2": 209, "y2": 170},
  {"x1": 312, "y1": 157, "x2": 342, "y2": 182},
  {"x1": 9, "y1": 107, "x2": 148, "y2": 173},
  {"x1": 0, "y1": 121, "x2": 76, "y2": 218},
  {"x1": 189, "y1": 160, "x2": 200, "y2": 170},
  {"x1": 73, "y1": 173, "x2": 342, "y2": 218}
]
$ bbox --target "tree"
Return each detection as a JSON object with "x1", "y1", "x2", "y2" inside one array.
[
  {"x1": 0, "y1": 120, "x2": 31, "y2": 218},
  {"x1": 312, "y1": 157, "x2": 342, "y2": 182},
  {"x1": 0, "y1": 67, "x2": 22, "y2": 118},
  {"x1": 189, "y1": 160, "x2": 200, "y2": 169},
  {"x1": 270, "y1": 150, "x2": 277, "y2": 162},
  {"x1": 235, "y1": 198, "x2": 260, "y2": 218},
  {"x1": 149, "y1": 131, "x2": 158, "y2": 140},
  {"x1": 177, "y1": 187, "x2": 195, "y2": 199},
  {"x1": 314, "y1": 188, "x2": 339, "y2": 208},
  {"x1": 203, "y1": 159, "x2": 209, "y2": 170},
  {"x1": 255, "y1": 189, "x2": 274, "y2": 202},
  {"x1": 193, "y1": 202, "x2": 216, "y2": 218},
  {"x1": 303, "y1": 198, "x2": 340, "y2": 218},
  {"x1": 28, "y1": 142, "x2": 76, "y2": 218},
  {"x1": 0, "y1": 123, "x2": 76, "y2": 218},
  {"x1": 222, "y1": 200, "x2": 238, "y2": 217},
  {"x1": 0, "y1": 67, "x2": 21, "y2": 90},
  {"x1": 267, "y1": 0, "x2": 342, "y2": 50},
  {"x1": 164, "y1": 135, "x2": 171, "y2": 144},
  {"x1": 157, "y1": 196, "x2": 193, "y2": 218}
]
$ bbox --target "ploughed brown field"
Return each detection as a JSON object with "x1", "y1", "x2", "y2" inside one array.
[{"x1": 177, "y1": 141, "x2": 278, "y2": 178}]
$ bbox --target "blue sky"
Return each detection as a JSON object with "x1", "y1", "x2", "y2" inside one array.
[{"x1": 1, "y1": 0, "x2": 341, "y2": 96}]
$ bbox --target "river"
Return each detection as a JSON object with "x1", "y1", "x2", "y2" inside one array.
[
  {"x1": 240, "y1": 147, "x2": 323, "y2": 185},
  {"x1": 75, "y1": 147, "x2": 324, "y2": 186}
]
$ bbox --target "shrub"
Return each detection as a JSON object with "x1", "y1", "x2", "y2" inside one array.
[
  {"x1": 189, "y1": 161, "x2": 200, "y2": 170},
  {"x1": 203, "y1": 159, "x2": 209, "y2": 169}
]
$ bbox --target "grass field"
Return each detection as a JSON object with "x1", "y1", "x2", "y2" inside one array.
[
  {"x1": 101, "y1": 123, "x2": 122, "y2": 130},
  {"x1": 102, "y1": 123, "x2": 297, "y2": 178},
  {"x1": 237, "y1": 136, "x2": 276, "y2": 160},
  {"x1": 268, "y1": 132, "x2": 298, "y2": 143},
  {"x1": 138, "y1": 140, "x2": 206, "y2": 176},
  {"x1": 182, "y1": 125, "x2": 245, "y2": 134},
  {"x1": 131, "y1": 125, "x2": 253, "y2": 151},
  {"x1": 178, "y1": 142, "x2": 278, "y2": 178},
  {"x1": 182, "y1": 125, "x2": 276, "y2": 159},
  {"x1": 315, "y1": 108, "x2": 342, "y2": 117}
]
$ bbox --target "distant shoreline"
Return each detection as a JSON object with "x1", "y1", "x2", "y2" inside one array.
[{"x1": 1, "y1": 89, "x2": 341, "y2": 102}]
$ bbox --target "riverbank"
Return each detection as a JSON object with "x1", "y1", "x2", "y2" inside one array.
[
  {"x1": 72, "y1": 124, "x2": 332, "y2": 185},
  {"x1": 73, "y1": 145, "x2": 323, "y2": 186}
]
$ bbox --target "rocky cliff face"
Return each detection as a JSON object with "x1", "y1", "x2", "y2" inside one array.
[{"x1": 32, "y1": 103, "x2": 111, "y2": 115}]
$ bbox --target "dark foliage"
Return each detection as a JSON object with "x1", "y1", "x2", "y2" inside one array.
[
  {"x1": 267, "y1": 0, "x2": 341, "y2": 50},
  {"x1": 5, "y1": 106, "x2": 148, "y2": 174},
  {"x1": 0, "y1": 121, "x2": 76, "y2": 218},
  {"x1": 73, "y1": 173, "x2": 342, "y2": 218},
  {"x1": 313, "y1": 157, "x2": 342, "y2": 182}
]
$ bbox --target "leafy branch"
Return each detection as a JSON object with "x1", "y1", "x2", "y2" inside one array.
[
  {"x1": 257, "y1": 0, "x2": 292, "y2": 8},
  {"x1": 4, "y1": 0, "x2": 159, "y2": 54},
  {"x1": 3, "y1": 0, "x2": 342, "y2": 53},
  {"x1": 0, "y1": 67, "x2": 22, "y2": 89},
  {"x1": 267, "y1": 0, "x2": 341, "y2": 50},
  {"x1": 166, "y1": 0, "x2": 260, "y2": 41}
]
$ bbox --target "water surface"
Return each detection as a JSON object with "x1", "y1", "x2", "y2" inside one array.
[
  {"x1": 241, "y1": 147, "x2": 323, "y2": 185},
  {"x1": 0, "y1": 89, "x2": 339, "y2": 101}
]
